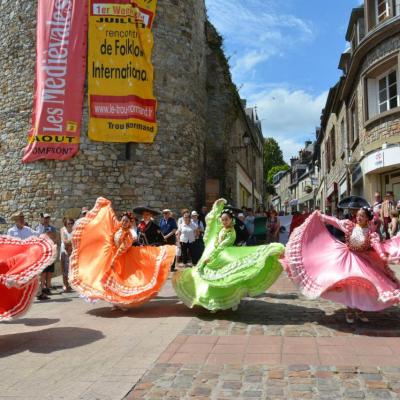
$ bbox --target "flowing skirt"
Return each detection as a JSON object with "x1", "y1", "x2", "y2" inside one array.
[
  {"x1": 281, "y1": 212, "x2": 400, "y2": 311},
  {"x1": 70, "y1": 198, "x2": 176, "y2": 307},
  {"x1": 0, "y1": 235, "x2": 57, "y2": 320},
  {"x1": 173, "y1": 243, "x2": 284, "y2": 311}
]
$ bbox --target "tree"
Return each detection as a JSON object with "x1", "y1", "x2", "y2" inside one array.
[
  {"x1": 267, "y1": 164, "x2": 290, "y2": 184},
  {"x1": 264, "y1": 137, "x2": 286, "y2": 178},
  {"x1": 263, "y1": 138, "x2": 288, "y2": 195}
]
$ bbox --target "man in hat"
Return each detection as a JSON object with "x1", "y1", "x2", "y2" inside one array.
[
  {"x1": 160, "y1": 209, "x2": 178, "y2": 245},
  {"x1": 7, "y1": 212, "x2": 50, "y2": 300},
  {"x1": 7, "y1": 212, "x2": 39, "y2": 239},
  {"x1": 136, "y1": 208, "x2": 163, "y2": 245}
]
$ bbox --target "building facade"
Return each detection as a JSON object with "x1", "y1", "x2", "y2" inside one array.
[
  {"x1": 316, "y1": 0, "x2": 400, "y2": 211},
  {"x1": 0, "y1": 1, "x2": 264, "y2": 226},
  {"x1": 273, "y1": 141, "x2": 317, "y2": 214}
]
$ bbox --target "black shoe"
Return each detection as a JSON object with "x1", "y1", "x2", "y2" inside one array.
[{"x1": 37, "y1": 293, "x2": 50, "y2": 301}]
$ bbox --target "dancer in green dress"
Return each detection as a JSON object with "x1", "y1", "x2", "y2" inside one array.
[{"x1": 172, "y1": 199, "x2": 285, "y2": 311}]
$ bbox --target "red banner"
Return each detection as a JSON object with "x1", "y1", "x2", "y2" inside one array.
[{"x1": 23, "y1": 0, "x2": 88, "y2": 163}]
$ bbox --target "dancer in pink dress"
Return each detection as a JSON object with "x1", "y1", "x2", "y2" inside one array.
[{"x1": 282, "y1": 207, "x2": 400, "y2": 324}]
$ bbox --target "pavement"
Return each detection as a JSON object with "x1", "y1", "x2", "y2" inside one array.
[{"x1": 1, "y1": 270, "x2": 400, "y2": 399}]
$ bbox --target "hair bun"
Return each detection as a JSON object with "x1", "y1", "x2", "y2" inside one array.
[
  {"x1": 361, "y1": 206, "x2": 374, "y2": 221},
  {"x1": 221, "y1": 208, "x2": 235, "y2": 219}
]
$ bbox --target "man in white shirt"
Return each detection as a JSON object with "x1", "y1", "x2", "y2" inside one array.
[
  {"x1": 7, "y1": 212, "x2": 39, "y2": 239},
  {"x1": 7, "y1": 212, "x2": 49, "y2": 300}
]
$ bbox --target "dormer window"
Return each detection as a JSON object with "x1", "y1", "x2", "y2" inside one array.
[{"x1": 376, "y1": 0, "x2": 391, "y2": 23}]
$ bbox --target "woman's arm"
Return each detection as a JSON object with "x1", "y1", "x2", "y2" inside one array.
[{"x1": 320, "y1": 212, "x2": 352, "y2": 234}]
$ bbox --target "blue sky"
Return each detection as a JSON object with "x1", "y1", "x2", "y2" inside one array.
[{"x1": 205, "y1": 0, "x2": 362, "y2": 161}]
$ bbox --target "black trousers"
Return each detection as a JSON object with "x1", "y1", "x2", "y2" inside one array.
[
  {"x1": 180, "y1": 241, "x2": 195, "y2": 264},
  {"x1": 192, "y1": 238, "x2": 205, "y2": 265}
]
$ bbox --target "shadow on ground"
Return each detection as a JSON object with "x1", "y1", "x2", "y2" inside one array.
[
  {"x1": 3, "y1": 318, "x2": 60, "y2": 327},
  {"x1": 86, "y1": 298, "x2": 194, "y2": 319},
  {"x1": 0, "y1": 327, "x2": 104, "y2": 357}
]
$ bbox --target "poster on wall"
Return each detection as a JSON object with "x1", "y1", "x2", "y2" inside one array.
[
  {"x1": 88, "y1": 0, "x2": 158, "y2": 143},
  {"x1": 23, "y1": 0, "x2": 88, "y2": 163}
]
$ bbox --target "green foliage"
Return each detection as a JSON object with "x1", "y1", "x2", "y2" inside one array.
[
  {"x1": 264, "y1": 137, "x2": 286, "y2": 177},
  {"x1": 263, "y1": 138, "x2": 288, "y2": 191},
  {"x1": 267, "y1": 164, "x2": 290, "y2": 184}
]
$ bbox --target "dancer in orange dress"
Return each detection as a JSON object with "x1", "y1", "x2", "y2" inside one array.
[
  {"x1": 0, "y1": 235, "x2": 57, "y2": 320},
  {"x1": 70, "y1": 198, "x2": 176, "y2": 309}
]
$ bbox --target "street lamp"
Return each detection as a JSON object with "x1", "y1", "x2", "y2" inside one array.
[{"x1": 231, "y1": 132, "x2": 251, "y2": 151}]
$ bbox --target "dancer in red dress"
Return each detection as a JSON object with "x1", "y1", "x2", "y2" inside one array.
[{"x1": 0, "y1": 234, "x2": 57, "y2": 320}]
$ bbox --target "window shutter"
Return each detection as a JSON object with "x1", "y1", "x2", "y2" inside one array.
[
  {"x1": 367, "y1": 78, "x2": 378, "y2": 119},
  {"x1": 395, "y1": 0, "x2": 400, "y2": 16}
]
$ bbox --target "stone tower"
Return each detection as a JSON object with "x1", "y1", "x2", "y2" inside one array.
[{"x1": 0, "y1": 0, "x2": 208, "y2": 224}]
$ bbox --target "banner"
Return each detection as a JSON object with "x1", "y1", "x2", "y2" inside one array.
[
  {"x1": 23, "y1": 0, "x2": 88, "y2": 163},
  {"x1": 88, "y1": 0, "x2": 157, "y2": 143}
]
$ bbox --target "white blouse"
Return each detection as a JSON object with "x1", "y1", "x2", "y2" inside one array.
[{"x1": 178, "y1": 222, "x2": 197, "y2": 243}]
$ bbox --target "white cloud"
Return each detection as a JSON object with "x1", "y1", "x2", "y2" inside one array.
[
  {"x1": 206, "y1": 0, "x2": 315, "y2": 82},
  {"x1": 205, "y1": 0, "x2": 325, "y2": 161},
  {"x1": 247, "y1": 88, "x2": 328, "y2": 161}
]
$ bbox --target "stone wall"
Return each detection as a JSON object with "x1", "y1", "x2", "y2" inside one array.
[{"x1": 0, "y1": 0, "x2": 208, "y2": 227}]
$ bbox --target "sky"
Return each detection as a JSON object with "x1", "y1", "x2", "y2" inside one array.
[{"x1": 205, "y1": 0, "x2": 363, "y2": 162}]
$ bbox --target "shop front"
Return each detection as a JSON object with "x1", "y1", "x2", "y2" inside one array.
[
  {"x1": 326, "y1": 182, "x2": 338, "y2": 215},
  {"x1": 362, "y1": 145, "x2": 400, "y2": 202}
]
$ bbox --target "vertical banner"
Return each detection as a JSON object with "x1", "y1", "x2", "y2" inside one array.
[
  {"x1": 23, "y1": 0, "x2": 88, "y2": 163},
  {"x1": 88, "y1": 0, "x2": 158, "y2": 143}
]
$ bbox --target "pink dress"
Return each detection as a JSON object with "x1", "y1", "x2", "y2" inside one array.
[{"x1": 281, "y1": 211, "x2": 400, "y2": 311}]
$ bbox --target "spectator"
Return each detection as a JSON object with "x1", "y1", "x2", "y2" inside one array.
[
  {"x1": 160, "y1": 209, "x2": 178, "y2": 245},
  {"x1": 191, "y1": 210, "x2": 204, "y2": 264},
  {"x1": 137, "y1": 209, "x2": 163, "y2": 245},
  {"x1": 176, "y1": 212, "x2": 197, "y2": 267},
  {"x1": 389, "y1": 210, "x2": 399, "y2": 238},
  {"x1": 7, "y1": 212, "x2": 39, "y2": 239},
  {"x1": 381, "y1": 191, "x2": 395, "y2": 239},
  {"x1": 7, "y1": 212, "x2": 49, "y2": 301},
  {"x1": 37, "y1": 214, "x2": 57, "y2": 295},
  {"x1": 79, "y1": 207, "x2": 89, "y2": 219},
  {"x1": 266, "y1": 209, "x2": 280, "y2": 243},
  {"x1": 373, "y1": 192, "x2": 382, "y2": 213},
  {"x1": 60, "y1": 218, "x2": 74, "y2": 293},
  {"x1": 177, "y1": 208, "x2": 190, "y2": 227},
  {"x1": 199, "y1": 206, "x2": 208, "y2": 228},
  {"x1": 234, "y1": 214, "x2": 249, "y2": 246},
  {"x1": 244, "y1": 208, "x2": 256, "y2": 245}
]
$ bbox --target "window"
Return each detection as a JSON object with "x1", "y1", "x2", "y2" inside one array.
[
  {"x1": 367, "y1": 68, "x2": 399, "y2": 118},
  {"x1": 325, "y1": 141, "x2": 331, "y2": 173},
  {"x1": 348, "y1": 101, "x2": 359, "y2": 146},
  {"x1": 378, "y1": 70, "x2": 399, "y2": 113},
  {"x1": 340, "y1": 119, "x2": 346, "y2": 156},
  {"x1": 376, "y1": 0, "x2": 391, "y2": 23},
  {"x1": 330, "y1": 128, "x2": 336, "y2": 165},
  {"x1": 240, "y1": 184, "x2": 251, "y2": 208}
]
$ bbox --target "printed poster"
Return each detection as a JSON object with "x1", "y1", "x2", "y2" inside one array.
[
  {"x1": 88, "y1": 0, "x2": 158, "y2": 143},
  {"x1": 23, "y1": 0, "x2": 87, "y2": 162}
]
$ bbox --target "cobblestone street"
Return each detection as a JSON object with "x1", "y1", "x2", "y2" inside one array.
[
  {"x1": 125, "y1": 273, "x2": 400, "y2": 400},
  {"x1": 1, "y1": 271, "x2": 400, "y2": 399}
]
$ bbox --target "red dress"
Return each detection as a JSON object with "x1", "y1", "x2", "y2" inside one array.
[{"x1": 0, "y1": 235, "x2": 57, "y2": 320}]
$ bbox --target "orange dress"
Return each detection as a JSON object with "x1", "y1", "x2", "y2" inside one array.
[
  {"x1": 70, "y1": 197, "x2": 176, "y2": 307},
  {"x1": 0, "y1": 235, "x2": 56, "y2": 321}
]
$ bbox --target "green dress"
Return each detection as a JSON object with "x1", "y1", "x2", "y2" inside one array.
[{"x1": 172, "y1": 199, "x2": 285, "y2": 311}]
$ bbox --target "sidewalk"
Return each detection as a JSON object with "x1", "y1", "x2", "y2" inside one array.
[{"x1": 0, "y1": 276, "x2": 192, "y2": 400}]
